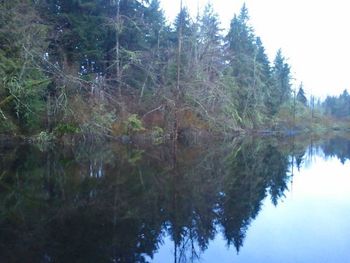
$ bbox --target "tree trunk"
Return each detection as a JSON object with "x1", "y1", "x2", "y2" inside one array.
[{"x1": 116, "y1": 0, "x2": 121, "y2": 97}]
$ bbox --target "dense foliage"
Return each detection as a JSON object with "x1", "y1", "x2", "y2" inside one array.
[{"x1": 0, "y1": 1, "x2": 326, "y2": 138}]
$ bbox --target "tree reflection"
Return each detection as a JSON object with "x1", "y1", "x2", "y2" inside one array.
[
  {"x1": 1, "y1": 134, "x2": 345, "y2": 262},
  {"x1": 218, "y1": 138, "x2": 291, "y2": 252},
  {"x1": 321, "y1": 136, "x2": 350, "y2": 163}
]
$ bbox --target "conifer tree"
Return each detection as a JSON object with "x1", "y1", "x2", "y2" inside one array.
[
  {"x1": 225, "y1": 4, "x2": 271, "y2": 126},
  {"x1": 269, "y1": 49, "x2": 292, "y2": 114},
  {"x1": 296, "y1": 83, "x2": 307, "y2": 106},
  {"x1": 198, "y1": 3, "x2": 223, "y2": 81}
]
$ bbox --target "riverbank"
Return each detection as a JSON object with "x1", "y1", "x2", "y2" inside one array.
[{"x1": 1, "y1": 123, "x2": 349, "y2": 148}]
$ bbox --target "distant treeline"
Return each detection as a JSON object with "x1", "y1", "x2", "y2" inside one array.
[
  {"x1": 0, "y1": 0, "x2": 343, "y2": 138},
  {"x1": 322, "y1": 90, "x2": 350, "y2": 119}
]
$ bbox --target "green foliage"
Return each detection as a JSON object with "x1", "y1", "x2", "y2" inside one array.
[
  {"x1": 0, "y1": 116, "x2": 17, "y2": 134},
  {"x1": 0, "y1": 1, "x2": 50, "y2": 133},
  {"x1": 224, "y1": 5, "x2": 274, "y2": 127},
  {"x1": 151, "y1": 126, "x2": 164, "y2": 144},
  {"x1": 269, "y1": 49, "x2": 292, "y2": 114},
  {"x1": 6, "y1": 76, "x2": 49, "y2": 131},
  {"x1": 124, "y1": 114, "x2": 145, "y2": 134},
  {"x1": 127, "y1": 149, "x2": 144, "y2": 165},
  {"x1": 0, "y1": 0, "x2": 332, "y2": 137},
  {"x1": 32, "y1": 131, "x2": 55, "y2": 146},
  {"x1": 54, "y1": 123, "x2": 80, "y2": 136},
  {"x1": 80, "y1": 106, "x2": 117, "y2": 136}
]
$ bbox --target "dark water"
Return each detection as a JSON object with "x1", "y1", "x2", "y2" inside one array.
[{"x1": 1, "y1": 134, "x2": 350, "y2": 263}]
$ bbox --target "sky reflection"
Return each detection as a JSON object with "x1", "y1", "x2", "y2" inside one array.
[{"x1": 154, "y1": 152, "x2": 350, "y2": 263}]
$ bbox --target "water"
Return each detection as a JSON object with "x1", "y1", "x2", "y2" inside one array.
[{"x1": 0, "y1": 134, "x2": 350, "y2": 263}]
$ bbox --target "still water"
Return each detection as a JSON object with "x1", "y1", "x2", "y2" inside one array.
[{"x1": 0, "y1": 134, "x2": 350, "y2": 262}]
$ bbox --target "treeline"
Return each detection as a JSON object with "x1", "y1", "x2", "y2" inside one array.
[
  {"x1": 0, "y1": 0, "x2": 306, "y2": 138},
  {"x1": 322, "y1": 90, "x2": 350, "y2": 119}
]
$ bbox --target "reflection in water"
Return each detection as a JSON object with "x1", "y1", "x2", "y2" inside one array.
[
  {"x1": 0, "y1": 134, "x2": 349, "y2": 262},
  {"x1": 321, "y1": 136, "x2": 350, "y2": 163}
]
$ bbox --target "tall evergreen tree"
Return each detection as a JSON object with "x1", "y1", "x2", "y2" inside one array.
[
  {"x1": 225, "y1": 4, "x2": 271, "y2": 127},
  {"x1": 269, "y1": 49, "x2": 292, "y2": 114},
  {"x1": 174, "y1": 6, "x2": 196, "y2": 84},
  {"x1": 138, "y1": 0, "x2": 169, "y2": 99},
  {"x1": 225, "y1": 4, "x2": 256, "y2": 126},
  {"x1": 198, "y1": 3, "x2": 223, "y2": 81},
  {"x1": 255, "y1": 37, "x2": 271, "y2": 86}
]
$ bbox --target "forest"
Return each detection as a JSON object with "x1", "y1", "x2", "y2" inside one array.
[{"x1": 0, "y1": 0, "x2": 349, "y2": 141}]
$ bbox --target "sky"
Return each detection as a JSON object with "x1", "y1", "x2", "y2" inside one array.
[{"x1": 159, "y1": 0, "x2": 350, "y2": 99}]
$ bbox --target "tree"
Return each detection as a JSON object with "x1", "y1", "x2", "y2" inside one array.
[
  {"x1": 225, "y1": 4, "x2": 271, "y2": 127},
  {"x1": 255, "y1": 37, "x2": 271, "y2": 85},
  {"x1": 0, "y1": 0, "x2": 50, "y2": 132},
  {"x1": 198, "y1": 3, "x2": 223, "y2": 81},
  {"x1": 174, "y1": 6, "x2": 197, "y2": 89},
  {"x1": 185, "y1": 3, "x2": 224, "y2": 115},
  {"x1": 225, "y1": 4, "x2": 257, "y2": 126},
  {"x1": 296, "y1": 83, "x2": 307, "y2": 106},
  {"x1": 322, "y1": 89, "x2": 350, "y2": 118},
  {"x1": 269, "y1": 49, "x2": 292, "y2": 114},
  {"x1": 0, "y1": 0, "x2": 318, "y2": 136}
]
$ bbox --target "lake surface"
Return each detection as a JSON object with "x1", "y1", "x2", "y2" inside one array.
[{"x1": 1, "y1": 134, "x2": 350, "y2": 263}]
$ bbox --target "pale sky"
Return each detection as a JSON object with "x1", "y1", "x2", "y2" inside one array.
[{"x1": 160, "y1": 0, "x2": 350, "y2": 99}]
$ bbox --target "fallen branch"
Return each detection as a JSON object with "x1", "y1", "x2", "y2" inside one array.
[{"x1": 142, "y1": 104, "x2": 164, "y2": 118}]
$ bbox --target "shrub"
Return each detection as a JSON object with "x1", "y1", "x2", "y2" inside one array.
[
  {"x1": 54, "y1": 123, "x2": 80, "y2": 136},
  {"x1": 124, "y1": 114, "x2": 145, "y2": 134},
  {"x1": 151, "y1": 126, "x2": 164, "y2": 144}
]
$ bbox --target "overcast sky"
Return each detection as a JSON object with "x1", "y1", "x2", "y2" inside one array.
[{"x1": 160, "y1": 0, "x2": 350, "y2": 99}]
